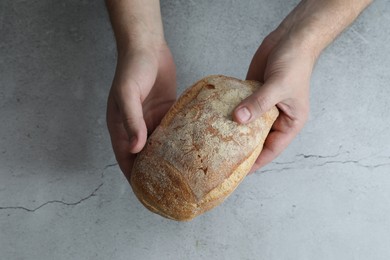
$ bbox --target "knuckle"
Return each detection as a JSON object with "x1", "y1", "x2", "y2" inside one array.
[
  {"x1": 253, "y1": 95, "x2": 271, "y2": 113},
  {"x1": 122, "y1": 117, "x2": 137, "y2": 133}
]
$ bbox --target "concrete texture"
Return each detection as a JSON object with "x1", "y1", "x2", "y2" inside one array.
[{"x1": 0, "y1": 0, "x2": 389, "y2": 259}]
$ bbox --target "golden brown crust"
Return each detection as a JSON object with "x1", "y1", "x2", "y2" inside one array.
[{"x1": 131, "y1": 75, "x2": 279, "y2": 221}]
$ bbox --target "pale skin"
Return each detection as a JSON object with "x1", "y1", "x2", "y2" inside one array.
[{"x1": 106, "y1": 0, "x2": 372, "y2": 181}]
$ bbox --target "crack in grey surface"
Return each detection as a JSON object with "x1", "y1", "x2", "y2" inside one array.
[
  {"x1": 0, "y1": 163, "x2": 118, "y2": 213},
  {"x1": 261, "y1": 154, "x2": 390, "y2": 174},
  {"x1": 272, "y1": 147, "x2": 345, "y2": 165},
  {"x1": 315, "y1": 160, "x2": 390, "y2": 169},
  {"x1": 0, "y1": 183, "x2": 103, "y2": 212}
]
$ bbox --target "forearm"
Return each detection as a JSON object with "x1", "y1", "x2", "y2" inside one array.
[
  {"x1": 105, "y1": 0, "x2": 165, "y2": 54},
  {"x1": 278, "y1": 0, "x2": 372, "y2": 59}
]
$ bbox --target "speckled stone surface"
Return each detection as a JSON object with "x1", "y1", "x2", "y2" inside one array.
[{"x1": 1, "y1": 1, "x2": 389, "y2": 259}]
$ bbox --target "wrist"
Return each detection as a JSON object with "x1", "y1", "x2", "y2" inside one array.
[
  {"x1": 276, "y1": 0, "x2": 372, "y2": 61},
  {"x1": 276, "y1": 2, "x2": 328, "y2": 61},
  {"x1": 285, "y1": 21, "x2": 324, "y2": 62},
  {"x1": 269, "y1": 23, "x2": 319, "y2": 67},
  {"x1": 106, "y1": 0, "x2": 166, "y2": 57},
  {"x1": 116, "y1": 32, "x2": 167, "y2": 57}
]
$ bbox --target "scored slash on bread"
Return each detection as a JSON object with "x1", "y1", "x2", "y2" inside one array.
[{"x1": 131, "y1": 75, "x2": 279, "y2": 221}]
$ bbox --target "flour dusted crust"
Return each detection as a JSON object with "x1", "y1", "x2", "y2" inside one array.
[{"x1": 131, "y1": 75, "x2": 279, "y2": 221}]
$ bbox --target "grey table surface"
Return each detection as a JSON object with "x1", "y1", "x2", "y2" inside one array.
[{"x1": 1, "y1": 1, "x2": 389, "y2": 259}]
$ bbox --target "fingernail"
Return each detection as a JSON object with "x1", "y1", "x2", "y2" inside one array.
[{"x1": 236, "y1": 107, "x2": 251, "y2": 122}]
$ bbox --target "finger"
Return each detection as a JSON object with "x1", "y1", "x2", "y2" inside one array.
[
  {"x1": 248, "y1": 130, "x2": 294, "y2": 174},
  {"x1": 233, "y1": 78, "x2": 282, "y2": 124},
  {"x1": 106, "y1": 91, "x2": 136, "y2": 179},
  {"x1": 248, "y1": 113, "x2": 302, "y2": 174},
  {"x1": 113, "y1": 55, "x2": 158, "y2": 154},
  {"x1": 117, "y1": 83, "x2": 148, "y2": 154}
]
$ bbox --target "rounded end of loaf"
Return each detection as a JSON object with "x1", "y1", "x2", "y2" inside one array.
[
  {"x1": 130, "y1": 131, "x2": 269, "y2": 221},
  {"x1": 130, "y1": 155, "x2": 200, "y2": 221}
]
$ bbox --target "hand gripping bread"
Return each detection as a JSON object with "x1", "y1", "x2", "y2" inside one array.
[{"x1": 131, "y1": 75, "x2": 279, "y2": 221}]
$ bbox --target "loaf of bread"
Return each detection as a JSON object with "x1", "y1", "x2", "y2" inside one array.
[{"x1": 131, "y1": 75, "x2": 278, "y2": 221}]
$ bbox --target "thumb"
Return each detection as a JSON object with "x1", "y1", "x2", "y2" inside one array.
[
  {"x1": 233, "y1": 81, "x2": 281, "y2": 124},
  {"x1": 119, "y1": 87, "x2": 148, "y2": 154}
]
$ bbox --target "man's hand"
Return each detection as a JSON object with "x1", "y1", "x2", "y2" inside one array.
[
  {"x1": 234, "y1": 30, "x2": 313, "y2": 173},
  {"x1": 234, "y1": 0, "x2": 372, "y2": 173},
  {"x1": 107, "y1": 45, "x2": 176, "y2": 180},
  {"x1": 106, "y1": 0, "x2": 176, "y2": 180}
]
